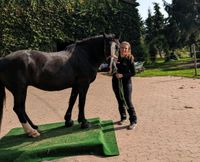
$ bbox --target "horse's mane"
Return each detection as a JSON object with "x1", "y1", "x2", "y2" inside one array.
[
  {"x1": 64, "y1": 34, "x2": 115, "y2": 51},
  {"x1": 64, "y1": 44, "x2": 75, "y2": 51},
  {"x1": 63, "y1": 35, "x2": 103, "y2": 51},
  {"x1": 76, "y1": 35, "x2": 103, "y2": 45}
]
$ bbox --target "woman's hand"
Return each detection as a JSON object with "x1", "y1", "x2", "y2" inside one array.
[{"x1": 116, "y1": 73, "x2": 123, "y2": 79}]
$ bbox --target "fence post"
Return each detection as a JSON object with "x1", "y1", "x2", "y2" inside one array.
[{"x1": 192, "y1": 44, "x2": 198, "y2": 76}]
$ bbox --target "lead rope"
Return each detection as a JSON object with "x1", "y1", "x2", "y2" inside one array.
[
  {"x1": 118, "y1": 78, "x2": 129, "y2": 110},
  {"x1": 109, "y1": 57, "x2": 128, "y2": 110}
]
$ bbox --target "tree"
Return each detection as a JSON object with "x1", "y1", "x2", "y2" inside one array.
[
  {"x1": 165, "y1": 0, "x2": 200, "y2": 45},
  {"x1": 153, "y1": 2, "x2": 165, "y2": 36},
  {"x1": 0, "y1": 0, "x2": 145, "y2": 58},
  {"x1": 144, "y1": 3, "x2": 167, "y2": 63},
  {"x1": 117, "y1": 0, "x2": 145, "y2": 61},
  {"x1": 144, "y1": 9, "x2": 154, "y2": 62},
  {"x1": 145, "y1": 9, "x2": 154, "y2": 43}
]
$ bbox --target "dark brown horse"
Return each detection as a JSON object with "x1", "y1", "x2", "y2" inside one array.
[{"x1": 0, "y1": 34, "x2": 119, "y2": 137}]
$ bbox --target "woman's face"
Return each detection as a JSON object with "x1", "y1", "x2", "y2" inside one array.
[{"x1": 120, "y1": 44, "x2": 129, "y2": 57}]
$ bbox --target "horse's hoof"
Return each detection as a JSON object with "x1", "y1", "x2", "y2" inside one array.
[
  {"x1": 80, "y1": 121, "x2": 91, "y2": 129},
  {"x1": 27, "y1": 130, "x2": 40, "y2": 138},
  {"x1": 65, "y1": 120, "x2": 74, "y2": 127}
]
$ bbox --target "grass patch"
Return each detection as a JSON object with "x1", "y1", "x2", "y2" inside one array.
[
  {"x1": 0, "y1": 118, "x2": 119, "y2": 162},
  {"x1": 136, "y1": 57, "x2": 200, "y2": 78}
]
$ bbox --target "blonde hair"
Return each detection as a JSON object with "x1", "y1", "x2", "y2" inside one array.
[{"x1": 120, "y1": 41, "x2": 134, "y2": 60}]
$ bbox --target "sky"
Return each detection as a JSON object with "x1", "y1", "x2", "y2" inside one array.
[{"x1": 137, "y1": 0, "x2": 172, "y2": 20}]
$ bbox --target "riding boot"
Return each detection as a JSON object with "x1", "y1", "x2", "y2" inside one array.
[
  {"x1": 118, "y1": 106, "x2": 127, "y2": 121},
  {"x1": 127, "y1": 106, "x2": 137, "y2": 124}
]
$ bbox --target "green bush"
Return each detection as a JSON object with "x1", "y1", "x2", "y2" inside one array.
[{"x1": 0, "y1": 0, "x2": 145, "y2": 59}]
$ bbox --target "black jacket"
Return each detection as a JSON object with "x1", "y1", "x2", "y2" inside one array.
[{"x1": 113, "y1": 55, "x2": 136, "y2": 80}]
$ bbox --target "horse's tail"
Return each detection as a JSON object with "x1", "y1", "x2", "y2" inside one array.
[{"x1": 0, "y1": 81, "x2": 5, "y2": 132}]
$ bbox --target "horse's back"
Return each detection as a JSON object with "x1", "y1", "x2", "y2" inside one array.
[
  {"x1": 25, "y1": 50, "x2": 75, "y2": 89},
  {"x1": 0, "y1": 49, "x2": 75, "y2": 91},
  {"x1": 0, "y1": 50, "x2": 29, "y2": 71},
  {"x1": 3, "y1": 49, "x2": 69, "y2": 73}
]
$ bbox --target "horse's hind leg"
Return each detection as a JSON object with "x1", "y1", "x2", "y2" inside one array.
[
  {"x1": 12, "y1": 88, "x2": 40, "y2": 137},
  {"x1": 24, "y1": 113, "x2": 38, "y2": 129},
  {"x1": 64, "y1": 87, "x2": 78, "y2": 127}
]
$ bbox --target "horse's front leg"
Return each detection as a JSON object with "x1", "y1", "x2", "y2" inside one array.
[
  {"x1": 64, "y1": 86, "x2": 78, "y2": 127},
  {"x1": 78, "y1": 84, "x2": 91, "y2": 129}
]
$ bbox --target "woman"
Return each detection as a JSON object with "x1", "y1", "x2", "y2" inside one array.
[{"x1": 112, "y1": 41, "x2": 137, "y2": 130}]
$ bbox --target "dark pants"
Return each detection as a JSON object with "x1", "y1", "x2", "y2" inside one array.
[{"x1": 112, "y1": 77, "x2": 137, "y2": 124}]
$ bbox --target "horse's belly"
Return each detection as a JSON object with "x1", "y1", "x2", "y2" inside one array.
[
  {"x1": 32, "y1": 81, "x2": 73, "y2": 91},
  {"x1": 31, "y1": 75, "x2": 74, "y2": 91}
]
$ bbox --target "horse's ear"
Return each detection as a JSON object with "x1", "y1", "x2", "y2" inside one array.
[
  {"x1": 103, "y1": 33, "x2": 108, "y2": 38},
  {"x1": 115, "y1": 32, "x2": 121, "y2": 40}
]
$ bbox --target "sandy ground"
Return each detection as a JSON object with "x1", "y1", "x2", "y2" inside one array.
[{"x1": 1, "y1": 74, "x2": 200, "y2": 162}]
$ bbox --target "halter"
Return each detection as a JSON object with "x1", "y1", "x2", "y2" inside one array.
[{"x1": 104, "y1": 38, "x2": 119, "y2": 60}]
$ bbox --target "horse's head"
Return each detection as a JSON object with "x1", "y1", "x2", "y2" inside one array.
[
  {"x1": 103, "y1": 34, "x2": 120, "y2": 60},
  {"x1": 75, "y1": 34, "x2": 120, "y2": 66}
]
